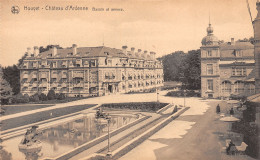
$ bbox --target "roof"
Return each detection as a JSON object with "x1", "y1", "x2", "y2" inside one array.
[
  {"x1": 220, "y1": 41, "x2": 254, "y2": 58},
  {"x1": 31, "y1": 46, "x2": 153, "y2": 61}
]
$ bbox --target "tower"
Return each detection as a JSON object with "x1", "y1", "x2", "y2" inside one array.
[
  {"x1": 253, "y1": 0, "x2": 260, "y2": 93},
  {"x1": 200, "y1": 22, "x2": 220, "y2": 98}
]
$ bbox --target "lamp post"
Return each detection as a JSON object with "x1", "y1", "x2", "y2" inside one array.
[
  {"x1": 184, "y1": 89, "x2": 186, "y2": 107},
  {"x1": 106, "y1": 115, "x2": 112, "y2": 157}
]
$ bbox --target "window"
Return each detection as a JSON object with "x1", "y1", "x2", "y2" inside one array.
[
  {"x1": 51, "y1": 78, "x2": 57, "y2": 83},
  {"x1": 235, "y1": 50, "x2": 242, "y2": 57},
  {"x1": 247, "y1": 83, "x2": 255, "y2": 94},
  {"x1": 207, "y1": 79, "x2": 213, "y2": 91},
  {"x1": 108, "y1": 60, "x2": 112, "y2": 66},
  {"x1": 207, "y1": 64, "x2": 213, "y2": 75},
  {"x1": 52, "y1": 62, "x2": 57, "y2": 68},
  {"x1": 222, "y1": 81, "x2": 231, "y2": 93},
  {"x1": 234, "y1": 81, "x2": 244, "y2": 93},
  {"x1": 32, "y1": 78, "x2": 37, "y2": 82},
  {"x1": 90, "y1": 60, "x2": 96, "y2": 67},
  {"x1": 207, "y1": 50, "x2": 212, "y2": 57},
  {"x1": 232, "y1": 67, "x2": 246, "y2": 76},
  {"x1": 128, "y1": 74, "x2": 132, "y2": 80}
]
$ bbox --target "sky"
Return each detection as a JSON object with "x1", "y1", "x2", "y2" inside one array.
[{"x1": 0, "y1": 0, "x2": 259, "y2": 66}]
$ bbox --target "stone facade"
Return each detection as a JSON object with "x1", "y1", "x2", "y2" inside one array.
[
  {"x1": 253, "y1": 1, "x2": 260, "y2": 93},
  {"x1": 201, "y1": 24, "x2": 255, "y2": 98},
  {"x1": 19, "y1": 45, "x2": 164, "y2": 97}
]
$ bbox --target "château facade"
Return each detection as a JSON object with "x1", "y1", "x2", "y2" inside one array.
[
  {"x1": 19, "y1": 45, "x2": 164, "y2": 97},
  {"x1": 253, "y1": 0, "x2": 260, "y2": 93},
  {"x1": 201, "y1": 23, "x2": 255, "y2": 98}
]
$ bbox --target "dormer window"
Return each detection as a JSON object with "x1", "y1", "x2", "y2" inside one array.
[
  {"x1": 67, "y1": 53, "x2": 73, "y2": 56},
  {"x1": 104, "y1": 52, "x2": 109, "y2": 56},
  {"x1": 48, "y1": 53, "x2": 52, "y2": 57},
  {"x1": 235, "y1": 50, "x2": 242, "y2": 57},
  {"x1": 207, "y1": 50, "x2": 212, "y2": 57}
]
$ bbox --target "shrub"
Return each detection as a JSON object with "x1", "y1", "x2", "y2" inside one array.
[
  {"x1": 39, "y1": 93, "x2": 48, "y2": 101},
  {"x1": 47, "y1": 90, "x2": 56, "y2": 100},
  {"x1": 29, "y1": 93, "x2": 40, "y2": 102},
  {"x1": 166, "y1": 90, "x2": 200, "y2": 97},
  {"x1": 57, "y1": 93, "x2": 66, "y2": 100}
]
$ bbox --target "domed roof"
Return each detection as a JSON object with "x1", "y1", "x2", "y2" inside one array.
[{"x1": 201, "y1": 23, "x2": 219, "y2": 46}]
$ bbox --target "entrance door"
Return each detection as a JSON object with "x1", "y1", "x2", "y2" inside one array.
[{"x1": 108, "y1": 85, "x2": 112, "y2": 93}]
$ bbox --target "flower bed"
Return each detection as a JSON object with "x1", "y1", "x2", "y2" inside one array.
[{"x1": 101, "y1": 102, "x2": 168, "y2": 112}]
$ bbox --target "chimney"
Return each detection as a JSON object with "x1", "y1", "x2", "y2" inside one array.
[
  {"x1": 122, "y1": 45, "x2": 128, "y2": 54},
  {"x1": 150, "y1": 52, "x2": 156, "y2": 60},
  {"x1": 143, "y1": 50, "x2": 148, "y2": 58},
  {"x1": 33, "y1": 46, "x2": 39, "y2": 57},
  {"x1": 52, "y1": 46, "x2": 57, "y2": 56},
  {"x1": 231, "y1": 38, "x2": 235, "y2": 45},
  {"x1": 27, "y1": 47, "x2": 32, "y2": 57},
  {"x1": 72, "y1": 44, "x2": 77, "y2": 55},
  {"x1": 138, "y1": 49, "x2": 142, "y2": 53},
  {"x1": 131, "y1": 47, "x2": 135, "y2": 55}
]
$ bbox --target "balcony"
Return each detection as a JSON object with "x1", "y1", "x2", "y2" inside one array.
[
  {"x1": 73, "y1": 72, "x2": 84, "y2": 78},
  {"x1": 32, "y1": 74, "x2": 37, "y2": 79},
  {"x1": 22, "y1": 74, "x2": 28, "y2": 79},
  {"x1": 39, "y1": 83, "x2": 48, "y2": 87},
  {"x1": 73, "y1": 83, "x2": 84, "y2": 87}
]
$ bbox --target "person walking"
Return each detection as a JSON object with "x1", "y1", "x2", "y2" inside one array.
[
  {"x1": 216, "y1": 104, "x2": 220, "y2": 114},
  {"x1": 230, "y1": 108, "x2": 234, "y2": 116}
]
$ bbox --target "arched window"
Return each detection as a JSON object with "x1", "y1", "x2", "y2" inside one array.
[
  {"x1": 222, "y1": 81, "x2": 231, "y2": 93},
  {"x1": 234, "y1": 81, "x2": 244, "y2": 93}
]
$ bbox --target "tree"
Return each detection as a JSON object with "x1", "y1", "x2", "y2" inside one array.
[
  {"x1": 184, "y1": 50, "x2": 201, "y2": 90},
  {"x1": 3, "y1": 65, "x2": 20, "y2": 95},
  {"x1": 158, "y1": 49, "x2": 201, "y2": 90},
  {"x1": 39, "y1": 45, "x2": 63, "y2": 53},
  {"x1": 159, "y1": 51, "x2": 187, "y2": 81},
  {"x1": 0, "y1": 65, "x2": 13, "y2": 104},
  {"x1": 47, "y1": 89, "x2": 56, "y2": 100}
]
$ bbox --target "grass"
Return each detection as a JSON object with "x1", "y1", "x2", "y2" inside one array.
[
  {"x1": 1, "y1": 104, "x2": 96, "y2": 131},
  {"x1": 1, "y1": 104, "x2": 54, "y2": 115},
  {"x1": 29, "y1": 96, "x2": 92, "y2": 104}
]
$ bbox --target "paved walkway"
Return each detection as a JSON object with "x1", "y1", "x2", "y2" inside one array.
[{"x1": 120, "y1": 99, "x2": 255, "y2": 160}]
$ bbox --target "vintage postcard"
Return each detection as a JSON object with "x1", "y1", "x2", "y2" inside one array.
[{"x1": 0, "y1": 0, "x2": 259, "y2": 160}]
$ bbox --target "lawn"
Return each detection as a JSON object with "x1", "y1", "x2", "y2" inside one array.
[{"x1": 1, "y1": 104, "x2": 54, "y2": 115}]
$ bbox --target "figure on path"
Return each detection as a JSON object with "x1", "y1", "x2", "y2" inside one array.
[
  {"x1": 230, "y1": 108, "x2": 234, "y2": 116},
  {"x1": 172, "y1": 105, "x2": 178, "y2": 114},
  {"x1": 216, "y1": 104, "x2": 220, "y2": 114}
]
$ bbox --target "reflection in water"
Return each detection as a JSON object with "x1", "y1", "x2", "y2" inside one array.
[
  {"x1": 3, "y1": 113, "x2": 138, "y2": 160},
  {"x1": 0, "y1": 147, "x2": 13, "y2": 160},
  {"x1": 19, "y1": 147, "x2": 42, "y2": 160}
]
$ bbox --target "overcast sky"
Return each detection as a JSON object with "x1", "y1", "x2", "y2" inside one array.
[{"x1": 0, "y1": 0, "x2": 259, "y2": 66}]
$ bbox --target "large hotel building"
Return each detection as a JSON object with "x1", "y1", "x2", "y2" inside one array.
[{"x1": 19, "y1": 45, "x2": 164, "y2": 97}]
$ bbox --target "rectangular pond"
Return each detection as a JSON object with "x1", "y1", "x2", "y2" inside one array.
[{"x1": 2, "y1": 112, "x2": 139, "y2": 160}]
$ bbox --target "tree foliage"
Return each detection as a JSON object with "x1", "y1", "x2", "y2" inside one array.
[
  {"x1": 39, "y1": 45, "x2": 63, "y2": 53},
  {"x1": 0, "y1": 66, "x2": 13, "y2": 104},
  {"x1": 3, "y1": 65, "x2": 20, "y2": 95},
  {"x1": 159, "y1": 49, "x2": 201, "y2": 90},
  {"x1": 47, "y1": 89, "x2": 56, "y2": 100}
]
